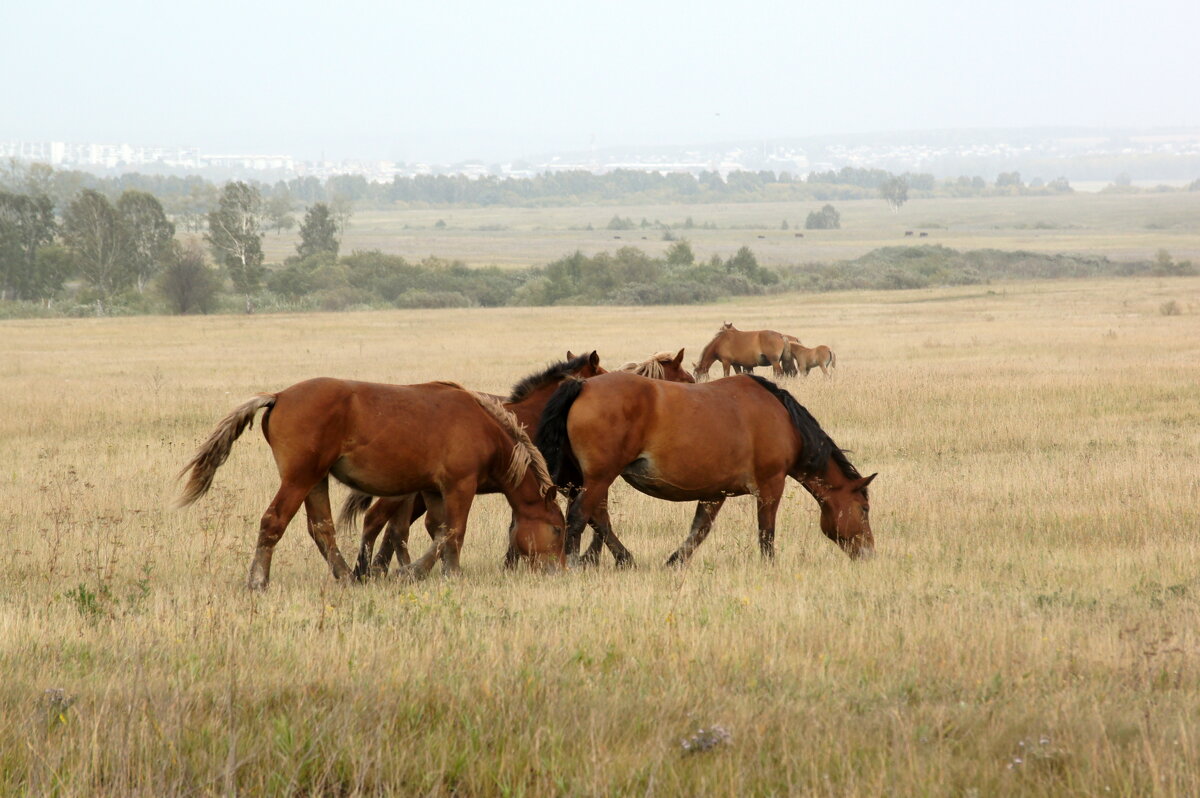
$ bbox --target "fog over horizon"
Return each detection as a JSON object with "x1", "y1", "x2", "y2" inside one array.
[{"x1": 4, "y1": 0, "x2": 1198, "y2": 164}]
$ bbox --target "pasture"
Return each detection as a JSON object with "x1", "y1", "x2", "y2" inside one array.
[
  {"x1": 260, "y1": 190, "x2": 1200, "y2": 268},
  {"x1": 1, "y1": 275, "x2": 1199, "y2": 796}
]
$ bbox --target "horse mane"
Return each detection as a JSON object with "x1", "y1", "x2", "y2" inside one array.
[
  {"x1": 468, "y1": 391, "x2": 555, "y2": 495},
  {"x1": 507, "y1": 353, "x2": 593, "y2": 404},
  {"x1": 618, "y1": 352, "x2": 673, "y2": 380},
  {"x1": 745, "y1": 375, "x2": 865, "y2": 492}
]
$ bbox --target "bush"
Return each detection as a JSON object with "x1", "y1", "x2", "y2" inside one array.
[
  {"x1": 393, "y1": 290, "x2": 474, "y2": 309},
  {"x1": 805, "y1": 204, "x2": 841, "y2": 230}
]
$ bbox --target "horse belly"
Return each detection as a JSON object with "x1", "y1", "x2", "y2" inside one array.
[
  {"x1": 329, "y1": 453, "x2": 435, "y2": 498},
  {"x1": 620, "y1": 456, "x2": 747, "y2": 502}
]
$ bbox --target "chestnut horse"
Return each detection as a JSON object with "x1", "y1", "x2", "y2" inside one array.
[
  {"x1": 786, "y1": 342, "x2": 836, "y2": 377},
  {"x1": 343, "y1": 351, "x2": 605, "y2": 577},
  {"x1": 692, "y1": 322, "x2": 789, "y2": 380},
  {"x1": 345, "y1": 349, "x2": 695, "y2": 575},
  {"x1": 537, "y1": 372, "x2": 875, "y2": 567},
  {"x1": 177, "y1": 378, "x2": 565, "y2": 589}
]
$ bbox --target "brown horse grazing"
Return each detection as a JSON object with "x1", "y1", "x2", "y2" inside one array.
[
  {"x1": 618, "y1": 349, "x2": 695, "y2": 383},
  {"x1": 536, "y1": 372, "x2": 875, "y2": 567},
  {"x1": 787, "y1": 342, "x2": 836, "y2": 377},
  {"x1": 177, "y1": 379, "x2": 565, "y2": 589},
  {"x1": 692, "y1": 322, "x2": 789, "y2": 380},
  {"x1": 344, "y1": 349, "x2": 696, "y2": 576},
  {"x1": 344, "y1": 352, "x2": 606, "y2": 578}
]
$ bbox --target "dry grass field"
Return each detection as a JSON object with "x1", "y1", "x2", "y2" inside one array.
[
  {"x1": 1, "y1": 275, "x2": 1199, "y2": 796},
  {"x1": 260, "y1": 191, "x2": 1200, "y2": 268}
]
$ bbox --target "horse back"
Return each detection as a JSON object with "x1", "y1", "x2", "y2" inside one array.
[{"x1": 267, "y1": 378, "x2": 507, "y2": 495}]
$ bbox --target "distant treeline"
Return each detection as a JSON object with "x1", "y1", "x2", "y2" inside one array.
[
  {"x1": 1, "y1": 161, "x2": 1194, "y2": 318},
  {"x1": 3, "y1": 160, "x2": 1106, "y2": 222}
]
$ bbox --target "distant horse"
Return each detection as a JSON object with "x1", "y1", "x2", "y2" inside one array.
[
  {"x1": 740, "y1": 333, "x2": 802, "y2": 376},
  {"x1": 345, "y1": 349, "x2": 695, "y2": 574},
  {"x1": 618, "y1": 349, "x2": 695, "y2": 383},
  {"x1": 692, "y1": 322, "x2": 789, "y2": 380},
  {"x1": 343, "y1": 352, "x2": 605, "y2": 577},
  {"x1": 177, "y1": 379, "x2": 565, "y2": 589},
  {"x1": 788, "y1": 343, "x2": 836, "y2": 377},
  {"x1": 537, "y1": 372, "x2": 875, "y2": 567}
]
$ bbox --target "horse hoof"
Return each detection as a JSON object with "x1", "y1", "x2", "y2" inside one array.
[{"x1": 615, "y1": 556, "x2": 636, "y2": 570}]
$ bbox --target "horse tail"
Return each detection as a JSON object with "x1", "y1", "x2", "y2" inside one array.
[
  {"x1": 536, "y1": 378, "x2": 586, "y2": 488},
  {"x1": 176, "y1": 394, "x2": 276, "y2": 507},
  {"x1": 781, "y1": 344, "x2": 798, "y2": 376},
  {"x1": 338, "y1": 489, "x2": 375, "y2": 531},
  {"x1": 828, "y1": 349, "x2": 836, "y2": 369}
]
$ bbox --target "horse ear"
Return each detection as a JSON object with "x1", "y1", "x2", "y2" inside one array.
[
  {"x1": 588, "y1": 350, "x2": 600, "y2": 368},
  {"x1": 856, "y1": 473, "x2": 878, "y2": 490},
  {"x1": 566, "y1": 350, "x2": 575, "y2": 359},
  {"x1": 671, "y1": 348, "x2": 685, "y2": 368},
  {"x1": 543, "y1": 485, "x2": 559, "y2": 504}
]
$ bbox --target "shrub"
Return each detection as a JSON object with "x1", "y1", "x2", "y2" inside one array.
[{"x1": 805, "y1": 204, "x2": 841, "y2": 230}]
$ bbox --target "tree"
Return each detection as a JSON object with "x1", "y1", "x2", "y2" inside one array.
[
  {"x1": 0, "y1": 190, "x2": 57, "y2": 300},
  {"x1": 296, "y1": 203, "x2": 340, "y2": 259},
  {"x1": 158, "y1": 241, "x2": 221, "y2": 314},
  {"x1": 265, "y1": 193, "x2": 296, "y2": 234},
  {"x1": 117, "y1": 190, "x2": 175, "y2": 293},
  {"x1": 805, "y1": 204, "x2": 841, "y2": 230},
  {"x1": 329, "y1": 194, "x2": 354, "y2": 234},
  {"x1": 205, "y1": 181, "x2": 265, "y2": 311},
  {"x1": 879, "y1": 176, "x2": 909, "y2": 211},
  {"x1": 665, "y1": 239, "x2": 695, "y2": 267},
  {"x1": 62, "y1": 189, "x2": 132, "y2": 309},
  {"x1": 996, "y1": 171, "x2": 1023, "y2": 190}
]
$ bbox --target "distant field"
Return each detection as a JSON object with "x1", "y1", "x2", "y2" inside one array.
[
  {"x1": 261, "y1": 191, "x2": 1200, "y2": 268},
  {"x1": 2, "y1": 276, "x2": 1199, "y2": 795}
]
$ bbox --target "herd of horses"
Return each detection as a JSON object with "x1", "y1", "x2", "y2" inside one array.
[{"x1": 177, "y1": 324, "x2": 872, "y2": 590}]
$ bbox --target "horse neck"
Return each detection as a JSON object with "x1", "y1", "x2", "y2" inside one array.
[
  {"x1": 505, "y1": 383, "x2": 559, "y2": 432},
  {"x1": 497, "y1": 454, "x2": 550, "y2": 515},
  {"x1": 697, "y1": 336, "x2": 723, "y2": 369},
  {"x1": 796, "y1": 454, "x2": 853, "y2": 502}
]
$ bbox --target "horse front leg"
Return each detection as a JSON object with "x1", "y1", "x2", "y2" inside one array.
[
  {"x1": 665, "y1": 498, "x2": 725, "y2": 566},
  {"x1": 400, "y1": 490, "x2": 462, "y2": 579},
  {"x1": 755, "y1": 480, "x2": 785, "y2": 560}
]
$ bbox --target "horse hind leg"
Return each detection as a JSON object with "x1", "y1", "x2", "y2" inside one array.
[
  {"x1": 665, "y1": 498, "x2": 725, "y2": 566},
  {"x1": 303, "y1": 477, "x2": 352, "y2": 583},
  {"x1": 248, "y1": 482, "x2": 311, "y2": 590},
  {"x1": 354, "y1": 495, "x2": 417, "y2": 580},
  {"x1": 595, "y1": 503, "x2": 635, "y2": 568}
]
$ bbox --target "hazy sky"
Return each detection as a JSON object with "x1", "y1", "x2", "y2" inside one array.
[{"x1": 4, "y1": 0, "x2": 1197, "y2": 162}]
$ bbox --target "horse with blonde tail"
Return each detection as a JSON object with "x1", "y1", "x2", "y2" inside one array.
[{"x1": 177, "y1": 378, "x2": 565, "y2": 589}]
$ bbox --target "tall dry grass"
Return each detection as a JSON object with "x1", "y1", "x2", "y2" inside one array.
[{"x1": 1, "y1": 276, "x2": 1198, "y2": 796}]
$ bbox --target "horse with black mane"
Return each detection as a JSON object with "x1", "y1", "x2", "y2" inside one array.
[{"x1": 536, "y1": 371, "x2": 875, "y2": 567}]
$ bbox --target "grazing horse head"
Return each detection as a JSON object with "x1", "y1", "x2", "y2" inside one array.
[
  {"x1": 813, "y1": 471, "x2": 876, "y2": 559},
  {"x1": 470, "y1": 393, "x2": 566, "y2": 568}
]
